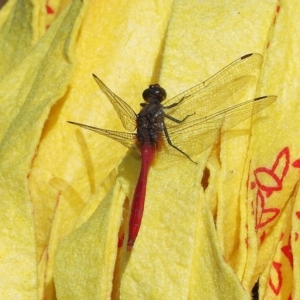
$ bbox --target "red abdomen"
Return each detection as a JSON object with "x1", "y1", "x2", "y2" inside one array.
[{"x1": 127, "y1": 144, "x2": 155, "y2": 250}]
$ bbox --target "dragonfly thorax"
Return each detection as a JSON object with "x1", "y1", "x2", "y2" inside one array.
[
  {"x1": 136, "y1": 100, "x2": 165, "y2": 148},
  {"x1": 142, "y1": 84, "x2": 166, "y2": 103}
]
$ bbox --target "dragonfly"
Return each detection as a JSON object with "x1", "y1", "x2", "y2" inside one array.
[{"x1": 68, "y1": 53, "x2": 276, "y2": 251}]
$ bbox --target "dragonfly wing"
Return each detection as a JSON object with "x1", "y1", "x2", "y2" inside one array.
[
  {"x1": 158, "y1": 123, "x2": 221, "y2": 162},
  {"x1": 160, "y1": 95, "x2": 277, "y2": 161},
  {"x1": 68, "y1": 121, "x2": 140, "y2": 156},
  {"x1": 207, "y1": 95, "x2": 277, "y2": 133},
  {"x1": 92, "y1": 74, "x2": 137, "y2": 132},
  {"x1": 163, "y1": 53, "x2": 263, "y2": 121}
]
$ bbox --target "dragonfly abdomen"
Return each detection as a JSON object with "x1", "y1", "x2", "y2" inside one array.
[{"x1": 127, "y1": 144, "x2": 155, "y2": 250}]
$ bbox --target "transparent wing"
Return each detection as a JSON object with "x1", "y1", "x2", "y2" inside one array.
[
  {"x1": 92, "y1": 74, "x2": 137, "y2": 132},
  {"x1": 158, "y1": 95, "x2": 277, "y2": 161},
  {"x1": 67, "y1": 121, "x2": 140, "y2": 156},
  {"x1": 163, "y1": 53, "x2": 263, "y2": 121}
]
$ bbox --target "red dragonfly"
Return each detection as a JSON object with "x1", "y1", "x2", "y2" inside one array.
[{"x1": 68, "y1": 53, "x2": 276, "y2": 251}]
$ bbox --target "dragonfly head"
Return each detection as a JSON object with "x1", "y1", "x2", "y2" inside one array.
[{"x1": 142, "y1": 84, "x2": 166, "y2": 103}]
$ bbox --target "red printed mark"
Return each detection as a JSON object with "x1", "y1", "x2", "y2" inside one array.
[
  {"x1": 255, "y1": 189, "x2": 280, "y2": 229},
  {"x1": 281, "y1": 240, "x2": 293, "y2": 269},
  {"x1": 277, "y1": 5, "x2": 281, "y2": 13},
  {"x1": 266, "y1": 5, "x2": 280, "y2": 49},
  {"x1": 280, "y1": 232, "x2": 284, "y2": 241},
  {"x1": 290, "y1": 173, "x2": 300, "y2": 243},
  {"x1": 292, "y1": 159, "x2": 300, "y2": 169},
  {"x1": 46, "y1": 5, "x2": 54, "y2": 14},
  {"x1": 260, "y1": 231, "x2": 266, "y2": 243},
  {"x1": 251, "y1": 148, "x2": 292, "y2": 230},
  {"x1": 295, "y1": 212, "x2": 300, "y2": 241},
  {"x1": 269, "y1": 261, "x2": 283, "y2": 295},
  {"x1": 118, "y1": 233, "x2": 124, "y2": 248},
  {"x1": 253, "y1": 147, "x2": 289, "y2": 197}
]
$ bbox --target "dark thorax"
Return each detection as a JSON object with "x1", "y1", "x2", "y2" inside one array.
[{"x1": 136, "y1": 98, "x2": 165, "y2": 147}]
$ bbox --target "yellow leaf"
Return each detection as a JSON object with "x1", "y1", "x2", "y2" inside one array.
[
  {"x1": 0, "y1": 0, "x2": 84, "y2": 298},
  {"x1": 3, "y1": 0, "x2": 300, "y2": 299}
]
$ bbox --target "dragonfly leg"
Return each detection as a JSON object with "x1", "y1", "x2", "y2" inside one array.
[
  {"x1": 163, "y1": 96, "x2": 186, "y2": 109},
  {"x1": 163, "y1": 125, "x2": 197, "y2": 164},
  {"x1": 165, "y1": 112, "x2": 195, "y2": 123},
  {"x1": 163, "y1": 96, "x2": 195, "y2": 120}
]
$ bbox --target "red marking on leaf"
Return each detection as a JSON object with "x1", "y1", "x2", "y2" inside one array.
[
  {"x1": 250, "y1": 181, "x2": 256, "y2": 189},
  {"x1": 273, "y1": 6, "x2": 281, "y2": 26},
  {"x1": 253, "y1": 147, "x2": 290, "y2": 197},
  {"x1": 280, "y1": 232, "x2": 284, "y2": 241},
  {"x1": 287, "y1": 294, "x2": 292, "y2": 300},
  {"x1": 118, "y1": 233, "x2": 124, "y2": 248},
  {"x1": 260, "y1": 231, "x2": 266, "y2": 243},
  {"x1": 46, "y1": 5, "x2": 54, "y2": 14},
  {"x1": 255, "y1": 189, "x2": 280, "y2": 229},
  {"x1": 281, "y1": 242, "x2": 293, "y2": 268},
  {"x1": 295, "y1": 232, "x2": 299, "y2": 241},
  {"x1": 251, "y1": 200, "x2": 255, "y2": 215},
  {"x1": 292, "y1": 159, "x2": 300, "y2": 169},
  {"x1": 277, "y1": 5, "x2": 281, "y2": 13},
  {"x1": 296, "y1": 211, "x2": 300, "y2": 219},
  {"x1": 269, "y1": 261, "x2": 283, "y2": 295}
]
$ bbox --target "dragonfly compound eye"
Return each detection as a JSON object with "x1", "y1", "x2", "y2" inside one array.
[{"x1": 142, "y1": 84, "x2": 167, "y2": 102}]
